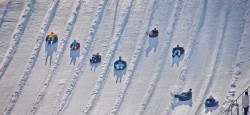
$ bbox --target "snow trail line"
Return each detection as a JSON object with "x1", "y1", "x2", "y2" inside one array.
[
  {"x1": 136, "y1": 0, "x2": 184, "y2": 114},
  {"x1": 27, "y1": 0, "x2": 82, "y2": 114},
  {"x1": 0, "y1": 0, "x2": 11, "y2": 29},
  {"x1": 1, "y1": 0, "x2": 58, "y2": 114},
  {"x1": 54, "y1": 0, "x2": 108, "y2": 114},
  {"x1": 190, "y1": 1, "x2": 230, "y2": 114},
  {"x1": 220, "y1": 0, "x2": 249, "y2": 113},
  {"x1": 165, "y1": 0, "x2": 207, "y2": 114},
  {"x1": 81, "y1": 0, "x2": 135, "y2": 114},
  {"x1": 0, "y1": 0, "x2": 35, "y2": 80},
  {"x1": 109, "y1": 0, "x2": 158, "y2": 114}
]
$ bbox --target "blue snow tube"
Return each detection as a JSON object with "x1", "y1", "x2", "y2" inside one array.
[
  {"x1": 114, "y1": 60, "x2": 127, "y2": 70},
  {"x1": 205, "y1": 100, "x2": 219, "y2": 107},
  {"x1": 90, "y1": 55, "x2": 101, "y2": 63},
  {"x1": 178, "y1": 95, "x2": 192, "y2": 101}
]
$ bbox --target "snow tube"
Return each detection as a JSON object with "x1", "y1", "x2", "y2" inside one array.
[
  {"x1": 46, "y1": 36, "x2": 58, "y2": 44},
  {"x1": 90, "y1": 55, "x2": 101, "y2": 63},
  {"x1": 70, "y1": 43, "x2": 80, "y2": 50},
  {"x1": 149, "y1": 32, "x2": 158, "y2": 37},
  {"x1": 205, "y1": 100, "x2": 219, "y2": 107},
  {"x1": 174, "y1": 94, "x2": 192, "y2": 101},
  {"x1": 114, "y1": 60, "x2": 127, "y2": 70}
]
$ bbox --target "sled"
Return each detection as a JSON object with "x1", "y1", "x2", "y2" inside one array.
[
  {"x1": 205, "y1": 100, "x2": 219, "y2": 107},
  {"x1": 114, "y1": 60, "x2": 127, "y2": 70},
  {"x1": 70, "y1": 43, "x2": 80, "y2": 50},
  {"x1": 90, "y1": 55, "x2": 101, "y2": 63}
]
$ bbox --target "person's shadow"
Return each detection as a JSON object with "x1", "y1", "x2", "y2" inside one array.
[
  {"x1": 90, "y1": 61, "x2": 101, "y2": 71},
  {"x1": 146, "y1": 37, "x2": 159, "y2": 57},
  {"x1": 70, "y1": 49, "x2": 80, "y2": 65},
  {"x1": 172, "y1": 53, "x2": 185, "y2": 67},
  {"x1": 114, "y1": 69, "x2": 126, "y2": 83},
  {"x1": 45, "y1": 42, "x2": 58, "y2": 65}
]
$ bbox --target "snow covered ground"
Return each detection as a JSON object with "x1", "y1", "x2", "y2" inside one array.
[{"x1": 0, "y1": 0, "x2": 250, "y2": 115}]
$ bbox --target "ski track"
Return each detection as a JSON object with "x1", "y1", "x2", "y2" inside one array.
[
  {"x1": 141, "y1": 0, "x2": 199, "y2": 114},
  {"x1": 136, "y1": 0, "x2": 180, "y2": 114},
  {"x1": 89, "y1": 0, "x2": 154, "y2": 114},
  {"x1": 2, "y1": 0, "x2": 58, "y2": 114},
  {"x1": 0, "y1": 0, "x2": 36, "y2": 114},
  {"x1": 81, "y1": 0, "x2": 137, "y2": 114},
  {"x1": 25, "y1": 0, "x2": 82, "y2": 114},
  {"x1": 59, "y1": 0, "x2": 124, "y2": 114},
  {"x1": 0, "y1": 0, "x2": 34, "y2": 80},
  {"x1": 113, "y1": 2, "x2": 181, "y2": 114},
  {"x1": 217, "y1": 0, "x2": 249, "y2": 114},
  {"x1": 0, "y1": 0, "x2": 10, "y2": 29},
  {"x1": 88, "y1": 0, "x2": 140, "y2": 114},
  {"x1": 197, "y1": 0, "x2": 248, "y2": 114},
  {"x1": 165, "y1": 0, "x2": 207, "y2": 114},
  {"x1": 0, "y1": 0, "x2": 24, "y2": 65},
  {"x1": 1, "y1": 0, "x2": 58, "y2": 114},
  {"x1": 190, "y1": 0, "x2": 229, "y2": 114},
  {"x1": 50, "y1": 0, "x2": 107, "y2": 114},
  {"x1": 109, "y1": 0, "x2": 160, "y2": 114},
  {"x1": 35, "y1": 0, "x2": 100, "y2": 115}
]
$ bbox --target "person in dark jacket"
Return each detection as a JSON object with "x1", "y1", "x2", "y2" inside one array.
[
  {"x1": 242, "y1": 91, "x2": 249, "y2": 115},
  {"x1": 173, "y1": 89, "x2": 192, "y2": 101},
  {"x1": 151, "y1": 28, "x2": 159, "y2": 34},
  {"x1": 172, "y1": 44, "x2": 185, "y2": 58}
]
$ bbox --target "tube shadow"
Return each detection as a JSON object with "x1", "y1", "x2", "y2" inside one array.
[
  {"x1": 146, "y1": 37, "x2": 159, "y2": 57},
  {"x1": 45, "y1": 42, "x2": 58, "y2": 65},
  {"x1": 70, "y1": 49, "x2": 80, "y2": 65},
  {"x1": 114, "y1": 68, "x2": 126, "y2": 83},
  {"x1": 172, "y1": 53, "x2": 185, "y2": 67}
]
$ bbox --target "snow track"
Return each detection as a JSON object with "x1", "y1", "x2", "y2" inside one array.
[
  {"x1": 0, "y1": 0, "x2": 34, "y2": 80},
  {"x1": 165, "y1": 0, "x2": 207, "y2": 114},
  {"x1": 0, "y1": 0, "x2": 26, "y2": 66},
  {"x1": 110, "y1": 0, "x2": 161, "y2": 114},
  {"x1": 28, "y1": 0, "x2": 82, "y2": 114},
  {"x1": 54, "y1": 0, "x2": 107, "y2": 114},
  {"x1": 81, "y1": 0, "x2": 137, "y2": 114},
  {"x1": 190, "y1": 0, "x2": 230, "y2": 114}
]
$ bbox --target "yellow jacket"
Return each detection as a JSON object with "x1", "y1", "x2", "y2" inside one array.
[{"x1": 47, "y1": 34, "x2": 57, "y2": 39}]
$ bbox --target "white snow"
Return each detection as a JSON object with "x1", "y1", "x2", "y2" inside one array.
[{"x1": 0, "y1": 0, "x2": 250, "y2": 115}]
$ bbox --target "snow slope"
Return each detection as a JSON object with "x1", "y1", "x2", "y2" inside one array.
[{"x1": 0, "y1": 0, "x2": 249, "y2": 115}]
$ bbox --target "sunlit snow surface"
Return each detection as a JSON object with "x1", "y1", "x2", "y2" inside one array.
[{"x1": 0, "y1": 0, "x2": 249, "y2": 115}]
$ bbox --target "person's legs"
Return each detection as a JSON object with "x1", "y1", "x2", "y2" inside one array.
[{"x1": 244, "y1": 106, "x2": 249, "y2": 115}]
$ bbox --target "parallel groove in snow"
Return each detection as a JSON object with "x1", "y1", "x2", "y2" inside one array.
[
  {"x1": 220, "y1": 0, "x2": 249, "y2": 113},
  {"x1": 28, "y1": 0, "x2": 82, "y2": 114},
  {"x1": 55, "y1": 0, "x2": 108, "y2": 114},
  {"x1": 0, "y1": 0, "x2": 11, "y2": 29},
  {"x1": 165, "y1": 0, "x2": 207, "y2": 114},
  {"x1": 109, "y1": 0, "x2": 158, "y2": 114},
  {"x1": 81, "y1": 0, "x2": 135, "y2": 113},
  {"x1": 136, "y1": 0, "x2": 183, "y2": 114},
  {"x1": 1, "y1": 0, "x2": 36, "y2": 114},
  {"x1": 0, "y1": 0, "x2": 35, "y2": 80},
  {"x1": 190, "y1": 0, "x2": 230, "y2": 114}
]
